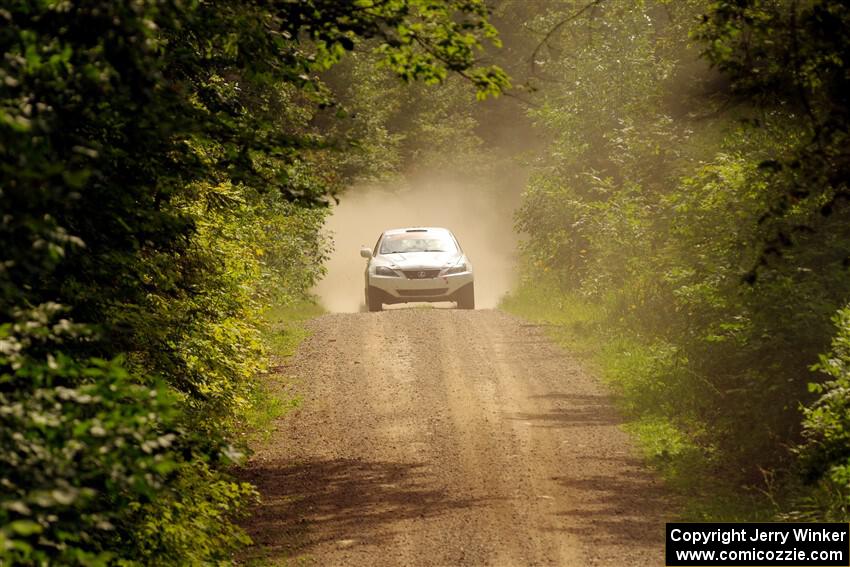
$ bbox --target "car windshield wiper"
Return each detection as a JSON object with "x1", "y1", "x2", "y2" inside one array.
[{"x1": 423, "y1": 249, "x2": 448, "y2": 252}]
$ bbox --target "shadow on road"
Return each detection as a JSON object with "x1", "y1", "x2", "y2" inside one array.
[
  {"x1": 508, "y1": 390, "x2": 672, "y2": 560},
  {"x1": 237, "y1": 457, "x2": 481, "y2": 562},
  {"x1": 549, "y1": 464, "x2": 669, "y2": 551},
  {"x1": 507, "y1": 392, "x2": 624, "y2": 428}
]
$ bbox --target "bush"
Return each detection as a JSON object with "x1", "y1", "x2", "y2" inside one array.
[
  {"x1": 0, "y1": 304, "x2": 255, "y2": 565},
  {"x1": 0, "y1": 1, "x2": 508, "y2": 562},
  {"x1": 796, "y1": 306, "x2": 850, "y2": 520}
]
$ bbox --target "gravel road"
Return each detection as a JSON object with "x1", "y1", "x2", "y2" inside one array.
[{"x1": 240, "y1": 309, "x2": 671, "y2": 566}]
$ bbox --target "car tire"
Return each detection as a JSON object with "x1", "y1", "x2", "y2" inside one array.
[
  {"x1": 366, "y1": 287, "x2": 383, "y2": 312},
  {"x1": 457, "y1": 284, "x2": 475, "y2": 310}
]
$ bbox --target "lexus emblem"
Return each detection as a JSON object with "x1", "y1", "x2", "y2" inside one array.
[{"x1": 418, "y1": 271, "x2": 426, "y2": 278}]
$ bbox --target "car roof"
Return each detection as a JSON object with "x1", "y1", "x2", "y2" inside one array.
[{"x1": 382, "y1": 227, "x2": 452, "y2": 236}]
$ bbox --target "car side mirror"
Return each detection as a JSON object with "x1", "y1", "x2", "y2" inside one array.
[{"x1": 360, "y1": 247, "x2": 372, "y2": 259}]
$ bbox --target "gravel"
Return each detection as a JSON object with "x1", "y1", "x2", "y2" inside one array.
[{"x1": 239, "y1": 309, "x2": 671, "y2": 566}]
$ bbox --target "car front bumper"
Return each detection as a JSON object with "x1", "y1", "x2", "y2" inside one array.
[{"x1": 368, "y1": 271, "x2": 473, "y2": 303}]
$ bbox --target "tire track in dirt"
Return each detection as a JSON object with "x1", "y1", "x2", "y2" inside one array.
[{"x1": 239, "y1": 309, "x2": 672, "y2": 566}]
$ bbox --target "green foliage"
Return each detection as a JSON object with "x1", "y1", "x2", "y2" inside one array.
[
  {"x1": 0, "y1": 304, "x2": 255, "y2": 565},
  {"x1": 696, "y1": 0, "x2": 850, "y2": 264},
  {"x1": 125, "y1": 461, "x2": 257, "y2": 565},
  {"x1": 500, "y1": 277, "x2": 608, "y2": 357},
  {"x1": 502, "y1": 282, "x2": 776, "y2": 521},
  {"x1": 263, "y1": 300, "x2": 326, "y2": 359},
  {"x1": 796, "y1": 306, "x2": 850, "y2": 520},
  {"x1": 0, "y1": 0, "x2": 507, "y2": 563},
  {"x1": 326, "y1": 50, "x2": 499, "y2": 183},
  {"x1": 238, "y1": 299, "x2": 325, "y2": 448},
  {"x1": 509, "y1": 0, "x2": 850, "y2": 520}
]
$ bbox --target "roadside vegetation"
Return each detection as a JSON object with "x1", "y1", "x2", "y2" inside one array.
[
  {"x1": 0, "y1": 1, "x2": 507, "y2": 564},
  {"x1": 3, "y1": 0, "x2": 850, "y2": 563},
  {"x1": 238, "y1": 298, "x2": 326, "y2": 449},
  {"x1": 502, "y1": 0, "x2": 850, "y2": 522}
]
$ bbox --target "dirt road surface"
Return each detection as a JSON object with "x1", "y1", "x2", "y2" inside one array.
[{"x1": 240, "y1": 309, "x2": 672, "y2": 566}]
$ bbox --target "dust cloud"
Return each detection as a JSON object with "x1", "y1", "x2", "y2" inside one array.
[{"x1": 314, "y1": 174, "x2": 522, "y2": 312}]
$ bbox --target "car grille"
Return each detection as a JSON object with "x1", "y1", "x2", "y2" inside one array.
[
  {"x1": 402, "y1": 269, "x2": 441, "y2": 279},
  {"x1": 398, "y1": 288, "x2": 448, "y2": 297}
]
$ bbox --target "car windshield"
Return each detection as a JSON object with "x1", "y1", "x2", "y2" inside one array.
[{"x1": 380, "y1": 233, "x2": 457, "y2": 254}]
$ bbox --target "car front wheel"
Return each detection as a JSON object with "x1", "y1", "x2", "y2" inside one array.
[
  {"x1": 366, "y1": 287, "x2": 383, "y2": 312},
  {"x1": 456, "y1": 284, "x2": 475, "y2": 310}
]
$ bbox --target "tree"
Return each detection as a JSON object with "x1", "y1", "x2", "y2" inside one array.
[{"x1": 0, "y1": 1, "x2": 507, "y2": 562}]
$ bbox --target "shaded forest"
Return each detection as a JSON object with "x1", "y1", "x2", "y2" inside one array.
[{"x1": 2, "y1": 0, "x2": 850, "y2": 563}]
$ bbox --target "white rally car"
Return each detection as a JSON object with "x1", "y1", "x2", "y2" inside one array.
[{"x1": 360, "y1": 227, "x2": 474, "y2": 312}]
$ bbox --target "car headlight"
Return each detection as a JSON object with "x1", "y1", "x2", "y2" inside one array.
[
  {"x1": 443, "y1": 263, "x2": 467, "y2": 276},
  {"x1": 375, "y1": 266, "x2": 400, "y2": 277}
]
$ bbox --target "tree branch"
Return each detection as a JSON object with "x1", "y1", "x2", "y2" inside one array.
[{"x1": 530, "y1": 0, "x2": 605, "y2": 74}]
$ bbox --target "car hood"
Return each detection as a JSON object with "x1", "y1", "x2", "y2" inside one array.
[{"x1": 376, "y1": 251, "x2": 463, "y2": 269}]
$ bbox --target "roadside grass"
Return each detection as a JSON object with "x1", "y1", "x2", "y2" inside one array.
[
  {"x1": 240, "y1": 298, "x2": 325, "y2": 446},
  {"x1": 264, "y1": 299, "x2": 326, "y2": 357},
  {"x1": 500, "y1": 280, "x2": 775, "y2": 521},
  {"x1": 238, "y1": 298, "x2": 325, "y2": 566},
  {"x1": 500, "y1": 279, "x2": 605, "y2": 359}
]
